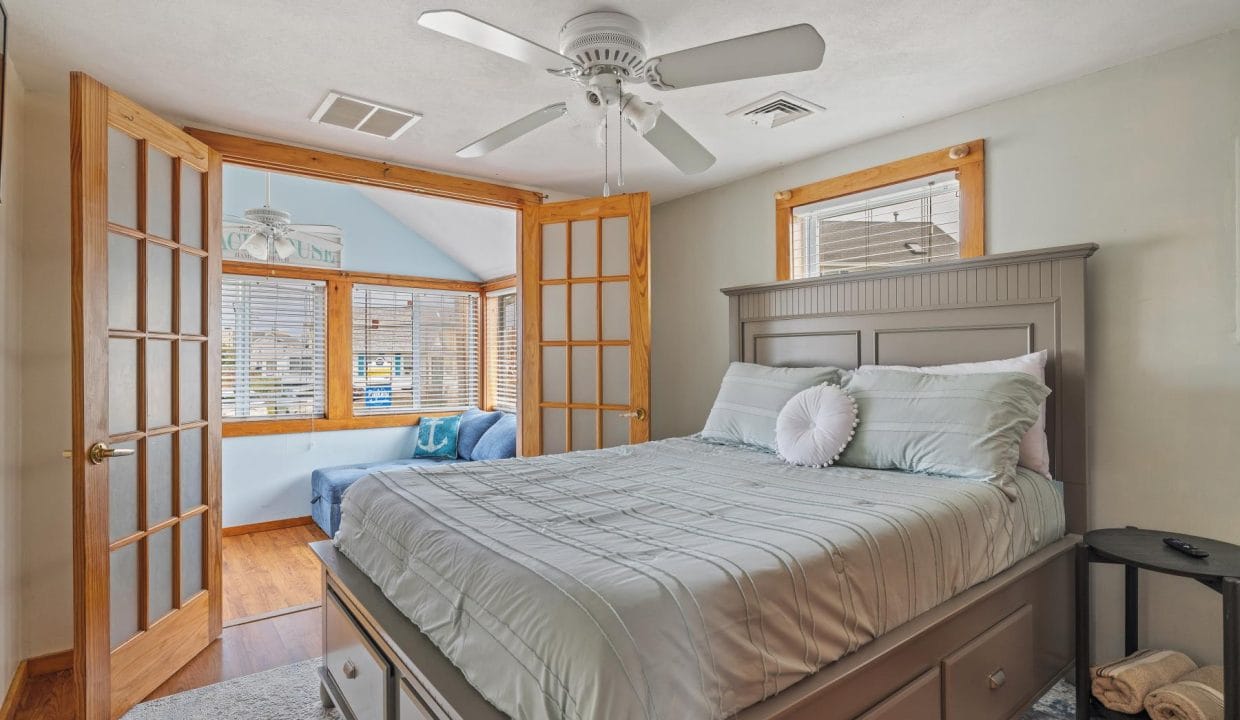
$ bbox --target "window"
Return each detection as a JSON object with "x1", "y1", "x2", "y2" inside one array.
[
  {"x1": 486, "y1": 288, "x2": 518, "y2": 412},
  {"x1": 792, "y1": 172, "x2": 960, "y2": 277},
  {"x1": 776, "y1": 140, "x2": 984, "y2": 280},
  {"x1": 351, "y1": 285, "x2": 479, "y2": 415},
  {"x1": 222, "y1": 275, "x2": 327, "y2": 419}
]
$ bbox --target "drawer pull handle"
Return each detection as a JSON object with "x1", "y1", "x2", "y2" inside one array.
[
  {"x1": 342, "y1": 660, "x2": 358, "y2": 680},
  {"x1": 988, "y1": 668, "x2": 1007, "y2": 690}
]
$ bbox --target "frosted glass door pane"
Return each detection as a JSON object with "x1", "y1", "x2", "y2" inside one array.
[
  {"x1": 601, "y1": 216, "x2": 629, "y2": 276},
  {"x1": 179, "y1": 429, "x2": 203, "y2": 509},
  {"x1": 571, "y1": 410, "x2": 596, "y2": 451},
  {"x1": 179, "y1": 165, "x2": 203, "y2": 248},
  {"x1": 107, "y1": 128, "x2": 138, "y2": 228},
  {"x1": 180, "y1": 253, "x2": 202, "y2": 335},
  {"x1": 108, "y1": 441, "x2": 139, "y2": 543},
  {"x1": 146, "y1": 243, "x2": 173, "y2": 333},
  {"x1": 110, "y1": 543, "x2": 139, "y2": 649},
  {"x1": 570, "y1": 220, "x2": 596, "y2": 278},
  {"x1": 542, "y1": 409, "x2": 566, "y2": 454},
  {"x1": 146, "y1": 146, "x2": 174, "y2": 239},
  {"x1": 147, "y1": 340, "x2": 173, "y2": 428},
  {"x1": 148, "y1": 528, "x2": 174, "y2": 623},
  {"x1": 571, "y1": 347, "x2": 596, "y2": 403},
  {"x1": 541, "y1": 346, "x2": 566, "y2": 403},
  {"x1": 179, "y1": 341, "x2": 202, "y2": 422},
  {"x1": 541, "y1": 223, "x2": 566, "y2": 280},
  {"x1": 146, "y1": 434, "x2": 173, "y2": 524},
  {"x1": 570, "y1": 283, "x2": 597, "y2": 340},
  {"x1": 602, "y1": 346, "x2": 629, "y2": 405},
  {"x1": 541, "y1": 285, "x2": 566, "y2": 341},
  {"x1": 602, "y1": 411, "x2": 630, "y2": 447},
  {"x1": 601, "y1": 282, "x2": 630, "y2": 340},
  {"x1": 109, "y1": 338, "x2": 139, "y2": 435},
  {"x1": 109, "y1": 233, "x2": 138, "y2": 330},
  {"x1": 181, "y1": 514, "x2": 203, "y2": 601}
]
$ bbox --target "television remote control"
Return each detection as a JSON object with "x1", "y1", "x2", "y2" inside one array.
[{"x1": 1163, "y1": 537, "x2": 1210, "y2": 559}]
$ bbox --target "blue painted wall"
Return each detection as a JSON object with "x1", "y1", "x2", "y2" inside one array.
[
  {"x1": 224, "y1": 165, "x2": 478, "y2": 280},
  {"x1": 222, "y1": 165, "x2": 477, "y2": 527}
]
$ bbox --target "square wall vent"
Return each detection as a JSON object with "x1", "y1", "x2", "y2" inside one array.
[
  {"x1": 310, "y1": 91, "x2": 422, "y2": 140},
  {"x1": 728, "y1": 92, "x2": 824, "y2": 128}
]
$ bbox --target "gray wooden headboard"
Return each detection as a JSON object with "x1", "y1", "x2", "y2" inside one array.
[{"x1": 721, "y1": 243, "x2": 1097, "y2": 534}]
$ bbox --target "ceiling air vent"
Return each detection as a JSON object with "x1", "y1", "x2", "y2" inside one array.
[
  {"x1": 310, "y1": 91, "x2": 422, "y2": 140},
  {"x1": 727, "y1": 92, "x2": 824, "y2": 128}
]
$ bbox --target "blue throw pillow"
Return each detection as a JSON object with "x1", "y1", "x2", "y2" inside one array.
[
  {"x1": 413, "y1": 415, "x2": 462, "y2": 460},
  {"x1": 471, "y1": 413, "x2": 517, "y2": 461},
  {"x1": 457, "y1": 408, "x2": 504, "y2": 461}
]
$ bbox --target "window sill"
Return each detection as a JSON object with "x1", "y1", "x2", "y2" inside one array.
[{"x1": 222, "y1": 411, "x2": 460, "y2": 437}]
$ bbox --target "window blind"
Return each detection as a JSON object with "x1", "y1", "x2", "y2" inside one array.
[
  {"x1": 352, "y1": 284, "x2": 479, "y2": 415},
  {"x1": 222, "y1": 275, "x2": 327, "y2": 419},
  {"x1": 792, "y1": 171, "x2": 961, "y2": 278},
  {"x1": 487, "y1": 289, "x2": 518, "y2": 412}
]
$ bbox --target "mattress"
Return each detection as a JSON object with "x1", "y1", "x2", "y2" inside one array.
[{"x1": 334, "y1": 437, "x2": 1065, "y2": 720}]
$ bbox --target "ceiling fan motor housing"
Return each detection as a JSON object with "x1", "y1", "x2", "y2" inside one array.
[
  {"x1": 243, "y1": 206, "x2": 293, "y2": 230},
  {"x1": 559, "y1": 12, "x2": 648, "y2": 78}
]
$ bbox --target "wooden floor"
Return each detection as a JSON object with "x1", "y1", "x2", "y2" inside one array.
[
  {"x1": 14, "y1": 524, "x2": 329, "y2": 718},
  {"x1": 223, "y1": 522, "x2": 329, "y2": 622}
]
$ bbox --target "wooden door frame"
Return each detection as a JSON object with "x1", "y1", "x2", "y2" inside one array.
[
  {"x1": 518, "y1": 193, "x2": 651, "y2": 456},
  {"x1": 71, "y1": 72, "x2": 224, "y2": 719}
]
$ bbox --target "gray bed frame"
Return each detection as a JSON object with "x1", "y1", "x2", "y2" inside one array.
[{"x1": 312, "y1": 243, "x2": 1097, "y2": 720}]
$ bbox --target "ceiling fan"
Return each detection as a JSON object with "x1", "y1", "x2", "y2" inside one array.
[
  {"x1": 418, "y1": 10, "x2": 826, "y2": 177},
  {"x1": 225, "y1": 173, "x2": 343, "y2": 262}
]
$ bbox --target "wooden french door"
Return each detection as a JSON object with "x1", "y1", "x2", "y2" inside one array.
[
  {"x1": 70, "y1": 72, "x2": 222, "y2": 719},
  {"x1": 519, "y1": 193, "x2": 650, "y2": 455}
]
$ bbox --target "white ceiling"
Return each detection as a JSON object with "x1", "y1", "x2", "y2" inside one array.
[{"x1": 9, "y1": 1, "x2": 1240, "y2": 203}]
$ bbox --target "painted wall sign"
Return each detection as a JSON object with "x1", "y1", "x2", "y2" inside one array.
[{"x1": 223, "y1": 221, "x2": 343, "y2": 268}]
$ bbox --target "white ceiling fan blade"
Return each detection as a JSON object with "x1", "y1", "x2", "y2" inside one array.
[
  {"x1": 644, "y1": 24, "x2": 825, "y2": 90},
  {"x1": 418, "y1": 11, "x2": 576, "y2": 72},
  {"x1": 287, "y1": 226, "x2": 343, "y2": 248},
  {"x1": 272, "y1": 235, "x2": 297, "y2": 261},
  {"x1": 238, "y1": 233, "x2": 269, "y2": 261},
  {"x1": 641, "y1": 111, "x2": 716, "y2": 175},
  {"x1": 457, "y1": 103, "x2": 568, "y2": 158}
]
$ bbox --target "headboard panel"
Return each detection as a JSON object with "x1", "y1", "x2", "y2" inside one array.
[{"x1": 722, "y1": 244, "x2": 1096, "y2": 533}]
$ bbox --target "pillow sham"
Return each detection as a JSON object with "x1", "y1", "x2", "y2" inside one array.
[
  {"x1": 456, "y1": 408, "x2": 505, "y2": 461},
  {"x1": 413, "y1": 414, "x2": 462, "y2": 460},
  {"x1": 854, "y1": 351, "x2": 1052, "y2": 478},
  {"x1": 775, "y1": 384, "x2": 858, "y2": 467},
  {"x1": 701, "y1": 362, "x2": 845, "y2": 451},
  {"x1": 838, "y1": 369, "x2": 1050, "y2": 496}
]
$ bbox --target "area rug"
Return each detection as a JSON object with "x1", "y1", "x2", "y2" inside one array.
[{"x1": 122, "y1": 656, "x2": 1079, "y2": 719}]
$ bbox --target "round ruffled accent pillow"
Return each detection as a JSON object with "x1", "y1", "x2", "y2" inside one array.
[{"x1": 775, "y1": 384, "x2": 858, "y2": 467}]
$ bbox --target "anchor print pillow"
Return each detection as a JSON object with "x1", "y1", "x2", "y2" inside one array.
[{"x1": 412, "y1": 414, "x2": 463, "y2": 460}]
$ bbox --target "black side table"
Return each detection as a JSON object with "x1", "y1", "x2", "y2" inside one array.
[{"x1": 1077, "y1": 528, "x2": 1240, "y2": 720}]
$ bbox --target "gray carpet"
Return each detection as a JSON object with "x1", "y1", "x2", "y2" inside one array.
[{"x1": 123, "y1": 657, "x2": 1078, "y2": 719}]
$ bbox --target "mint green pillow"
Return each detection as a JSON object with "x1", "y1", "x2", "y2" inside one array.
[
  {"x1": 838, "y1": 369, "x2": 1050, "y2": 496},
  {"x1": 701, "y1": 362, "x2": 845, "y2": 451}
]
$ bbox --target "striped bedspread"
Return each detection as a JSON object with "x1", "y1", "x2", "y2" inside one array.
[{"x1": 335, "y1": 437, "x2": 1064, "y2": 720}]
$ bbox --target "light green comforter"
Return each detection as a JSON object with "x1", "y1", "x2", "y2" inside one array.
[{"x1": 335, "y1": 437, "x2": 1064, "y2": 720}]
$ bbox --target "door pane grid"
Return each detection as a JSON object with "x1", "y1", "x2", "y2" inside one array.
[
  {"x1": 539, "y1": 216, "x2": 633, "y2": 453},
  {"x1": 108, "y1": 136, "x2": 210, "y2": 649}
]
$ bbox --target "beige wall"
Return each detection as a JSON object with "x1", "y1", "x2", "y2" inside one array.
[
  {"x1": 651, "y1": 30, "x2": 1240, "y2": 665},
  {"x1": 18, "y1": 84, "x2": 73, "y2": 658},
  {"x1": 1, "y1": 60, "x2": 28, "y2": 688}
]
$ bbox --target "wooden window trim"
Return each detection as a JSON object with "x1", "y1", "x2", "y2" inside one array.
[
  {"x1": 222, "y1": 262, "x2": 486, "y2": 437},
  {"x1": 480, "y1": 276, "x2": 517, "y2": 411},
  {"x1": 774, "y1": 139, "x2": 985, "y2": 280}
]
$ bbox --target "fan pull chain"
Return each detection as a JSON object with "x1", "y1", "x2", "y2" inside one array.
[
  {"x1": 617, "y1": 102, "x2": 624, "y2": 190},
  {"x1": 602, "y1": 112, "x2": 611, "y2": 197}
]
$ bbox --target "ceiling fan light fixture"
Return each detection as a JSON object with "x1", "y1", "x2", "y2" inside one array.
[
  {"x1": 239, "y1": 233, "x2": 270, "y2": 261},
  {"x1": 622, "y1": 95, "x2": 662, "y2": 136}
]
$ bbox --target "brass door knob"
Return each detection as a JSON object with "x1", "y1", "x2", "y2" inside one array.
[
  {"x1": 620, "y1": 408, "x2": 647, "y2": 421},
  {"x1": 87, "y1": 442, "x2": 135, "y2": 465}
]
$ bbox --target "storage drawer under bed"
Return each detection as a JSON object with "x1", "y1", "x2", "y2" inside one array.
[
  {"x1": 941, "y1": 604, "x2": 1037, "y2": 720},
  {"x1": 325, "y1": 587, "x2": 392, "y2": 720}
]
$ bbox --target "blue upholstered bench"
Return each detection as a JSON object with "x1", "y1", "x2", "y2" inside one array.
[{"x1": 311, "y1": 409, "x2": 517, "y2": 537}]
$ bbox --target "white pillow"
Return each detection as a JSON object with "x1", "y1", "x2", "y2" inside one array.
[
  {"x1": 855, "y1": 350, "x2": 1052, "y2": 478},
  {"x1": 775, "y1": 385, "x2": 858, "y2": 467}
]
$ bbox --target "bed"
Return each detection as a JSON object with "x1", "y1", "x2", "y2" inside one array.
[{"x1": 311, "y1": 242, "x2": 1096, "y2": 720}]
